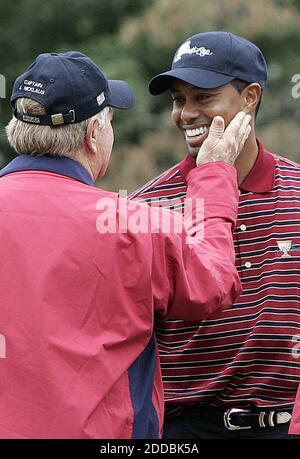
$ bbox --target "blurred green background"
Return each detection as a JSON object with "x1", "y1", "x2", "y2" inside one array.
[{"x1": 0, "y1": 0, "x2": 299, "y2": 193}]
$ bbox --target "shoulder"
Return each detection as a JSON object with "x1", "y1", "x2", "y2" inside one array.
[
  {"x1": 129, "y1": 162, "x2": 184, "y2": 201},
  {"x1": 274, "y1": 154, "x2": 300, "y2": 172},
  {"x1": 273, "y1": 154, "x2": 300, "y2": 185}
]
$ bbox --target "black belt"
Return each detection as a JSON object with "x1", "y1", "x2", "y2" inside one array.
[{"x1": 181, "y1": 404, "x2": 292, "y2": 431}]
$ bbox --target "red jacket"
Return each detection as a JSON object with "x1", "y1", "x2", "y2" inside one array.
[
  {"x1": 290, "y1": 385, "x2": 300, "y2": 435},
  {"x1": 0, "y1": 154, "x2": 241, "y2": 438}
]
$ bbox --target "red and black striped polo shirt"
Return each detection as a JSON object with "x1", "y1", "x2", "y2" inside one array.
[{"x1": 130, "y1": 140, "x2": 300, "y2": 410}]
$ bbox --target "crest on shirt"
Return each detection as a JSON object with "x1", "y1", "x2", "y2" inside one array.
[{"x1": 277, "y1": 240, "x2": 300, "y2": 257}]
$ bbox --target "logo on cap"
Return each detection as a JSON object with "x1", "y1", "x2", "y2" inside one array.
[
  {"x1": 22, "y1": 114, "x2": 40, "y2": 124},
  {"x1": 174, "y1": 40, "x2": 213, "y2": 63},
  {"x1": 97, "y1": 92, "x2": 105, "y2": 106}
]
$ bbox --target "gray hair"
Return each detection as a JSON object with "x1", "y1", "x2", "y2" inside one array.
[{"x1": 6, "y1": 98, "x2": 109, "y2": 157}]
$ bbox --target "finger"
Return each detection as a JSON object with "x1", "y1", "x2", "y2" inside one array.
[
  {"x1": 239, "y1": 125, "x2": 252, "y2": 151},
  {"x1": 227, "y1": 122, "x2": 251, "y2": 164},
  {"x1": 236, "y1": 115, "x2": 251, "y2": 148},
  {"x1": 223, "y1": 111, "x2": 247, "y2": 139},
  {"x1": 232, "y1": 125, "x2": 251, "y2": 163},
  {"x1": 208, "y1": 116, "x2": 225, "y2": 139}
]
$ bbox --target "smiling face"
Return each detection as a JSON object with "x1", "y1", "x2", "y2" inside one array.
[{"x1": 170, "y1": 80, "x2": 246, "y2": 157}]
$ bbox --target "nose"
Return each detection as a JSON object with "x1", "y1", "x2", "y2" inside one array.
[{"x1": 180, "y1": 101, "x2": 200, "y2": 122}]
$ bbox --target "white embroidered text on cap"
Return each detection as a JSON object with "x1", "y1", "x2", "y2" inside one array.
[{"x1": 174, "y1": 40, "x2": 213, "y2": 63}]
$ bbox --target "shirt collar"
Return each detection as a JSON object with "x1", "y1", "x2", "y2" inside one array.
[
  {"x1": 239, "y1": 139, "x2": 275, "y2": 193},
  {"x1": 179, "y1": 139, "x2": 275, "y2": 193},
  {"x1": 0, "y1": 154, "x2": 95, "y2": 186}
]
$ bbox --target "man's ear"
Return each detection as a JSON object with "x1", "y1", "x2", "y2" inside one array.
[
  {"x1": 85, "y1": 116, "x2": 99, "y2": 155},
  {"x1": 241, "y1": 83, "x2": 261, "y2": 114}
]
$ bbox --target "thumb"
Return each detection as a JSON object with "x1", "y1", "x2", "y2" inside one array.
[{"x1": 208, "y1": 116, "x2": 225, "y2": 139}]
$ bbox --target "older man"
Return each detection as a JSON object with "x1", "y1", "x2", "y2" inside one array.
[{"x1": 0, "y1": 51, "x2": 247, "y2": 438}]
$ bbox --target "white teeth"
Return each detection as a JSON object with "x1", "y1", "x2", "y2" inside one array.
[{"x1": 185, "y1": 126, "x2": 209, "y2": 137}]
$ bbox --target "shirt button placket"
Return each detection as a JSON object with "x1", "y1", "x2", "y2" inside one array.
[{"x1": 237, "y1": 223, "x2": 252, "y2": 270}]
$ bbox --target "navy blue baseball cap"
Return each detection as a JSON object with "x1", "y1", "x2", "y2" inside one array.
[
  {"x1": 11, "y1": 51, "x2": 135, "y2": 126},
  {"x1": 149, "y1": 31, "x2": 268, "y2": 95}
]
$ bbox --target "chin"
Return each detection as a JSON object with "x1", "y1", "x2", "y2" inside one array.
[{"x1": 188, "y1": 149, "x2": 199, "y2": 158}]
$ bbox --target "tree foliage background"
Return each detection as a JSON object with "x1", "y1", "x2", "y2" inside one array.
[{"x1": 0, "y1": 0, "x2": 299, "y2": 192}]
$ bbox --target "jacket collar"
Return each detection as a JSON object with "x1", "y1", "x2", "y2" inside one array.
[
  {"x1": 179, "y1": 139, "x2": 275, "y2": 193},
  {"x1": 0, "y1": 154, "x2": 95, "y2": 186}
]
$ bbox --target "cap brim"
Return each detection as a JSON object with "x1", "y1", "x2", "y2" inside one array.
[
  {"x1": 108, "y1": 80, "x2": 135, "y2": 109},
  {"x1": 149, "y1": 68, "x2": 235, "y2": 95}
]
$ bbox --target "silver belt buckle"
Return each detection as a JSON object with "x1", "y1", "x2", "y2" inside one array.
[
  {"x1": 276, "y1": 412, "x2": 291, "y2": 424},
  {"x1": 224, "y1": 408, "x2": 251, "y2": 430}
]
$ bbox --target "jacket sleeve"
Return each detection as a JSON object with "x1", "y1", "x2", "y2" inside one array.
[
  {"x1": 151, "y1": 161, "x2": 242, "y2": 321},
  {"x1": 289, "y1": 383, "x2": 300, "y2": 435}
]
